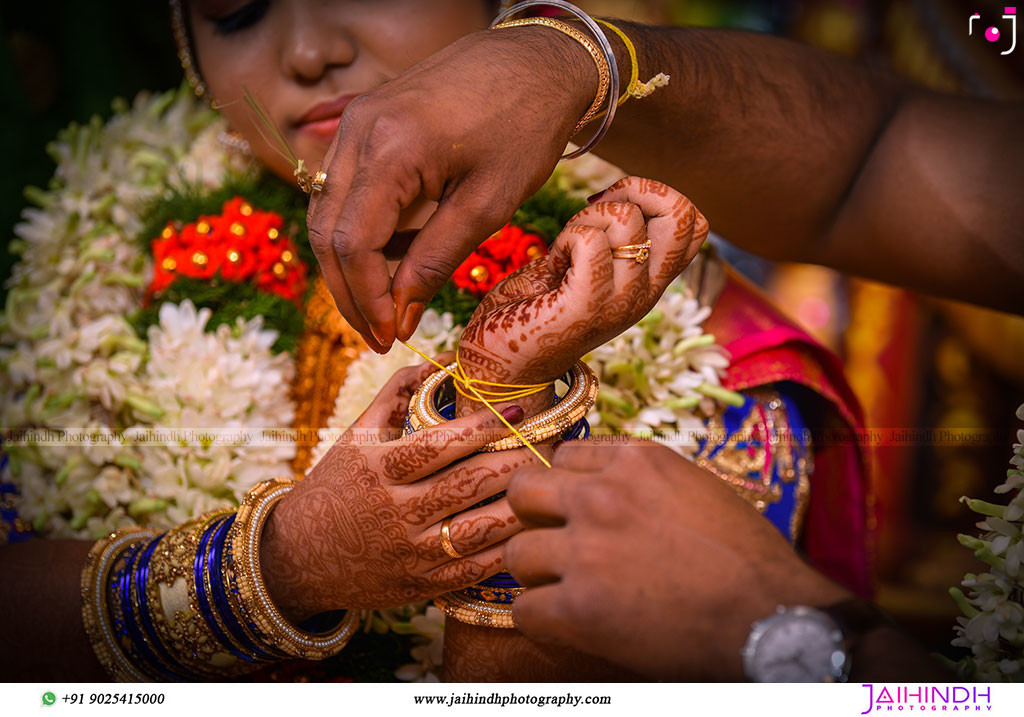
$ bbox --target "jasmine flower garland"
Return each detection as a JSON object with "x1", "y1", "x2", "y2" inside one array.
[
  {"x1": 951, "y1": 403, "x2": 1024, "y2": 681},
  {"x1": 0, "y1": 87, "x2": 294, "y2": 539}
]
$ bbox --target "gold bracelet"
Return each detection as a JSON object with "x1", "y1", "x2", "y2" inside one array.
[
  {"x1": 493, "y1": 17, "x2": 610, "y2": 136},
  {"x1": 434, "y1": 590, "x2": 518, "y2": 629},
  {"x1": 81, "y1": 527, "x2": 161, "y2": 681},
  {"x1": 227, "y1": 478, "x2": 359, "y2": 660},
  {"x1": 407, "y1": 360, "x2": 598, "y2": 452}
]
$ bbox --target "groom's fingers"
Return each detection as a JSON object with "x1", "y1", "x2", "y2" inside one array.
[
  {"x1": 503, "y1": 528, "x2": 567, "y2": 587},
  {"x1": 392, "y1": 174, "x2": 513, "y2": 342},
  {"x1": 306, "y1": 111, "x2": 391, "y2": 354},
  {"x1": 506, "y1": 463, "x2": 571, "y2": 528},
  {"x1": 512, "y1": 583, "x2": 574, "y2": 647}
]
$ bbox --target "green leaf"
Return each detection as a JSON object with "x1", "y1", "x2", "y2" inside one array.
[{"x1": 131, "y1": 276, "x2": 305, "y2": 355}]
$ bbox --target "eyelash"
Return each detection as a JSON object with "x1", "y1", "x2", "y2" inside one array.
[{"x1": 211, "y1": 0, "x2": 270, "y2": 35}]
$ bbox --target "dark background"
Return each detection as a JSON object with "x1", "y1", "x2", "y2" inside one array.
[{"x1": 1, "y1": 1, "x2": 180, "y2": 296}]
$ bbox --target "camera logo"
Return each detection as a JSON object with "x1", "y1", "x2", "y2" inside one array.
[{"x1": 970, "y1": 7, "x2": 1017, "y2": 55}]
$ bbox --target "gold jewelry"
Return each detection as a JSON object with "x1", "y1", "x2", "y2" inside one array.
[
  {"x1": 407, "y1": 360, "x2": 598, "y2": 452},
  {"x1": 310, "y1": 170, "x2": 327, "y2": 192},
  {"x1": 227, "y1": 478, "x2": 359, "y2": 660},
  {"x1": 434, "y1": 590, "x2": 517, "y2": 629},
  {"x1": 145, "y1": 510, "x2": 261, "y2": 678},
  {"x1": 594, "y1": 20, "x2": 670, "y2": 105},
  {"x1": 492, "y1": 18, "x2": 610, "y2": 137},
  {"x1": 169, "y1": 0, "x2": 208, "y2": 99},
  {"x1": 611, "y1": 241, "x2": 652, "y2": 264},
  {"x1": 81, "y1": 527, "x2": 160, "y2": 682},
  {"x1": 400, "y1": 341, "x2": 554, "y2": 467},
  {"x1": 439, "y1": 517, "x2": 464, "y2": 559}
]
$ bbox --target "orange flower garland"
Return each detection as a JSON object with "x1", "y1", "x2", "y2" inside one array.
[{"x1": 148, "y1": 197, "x2": 307, "y2": 304}]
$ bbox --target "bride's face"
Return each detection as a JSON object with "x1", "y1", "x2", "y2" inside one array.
[{"x1": 187, "y1": 0, "x2": 493, "y2": 182}]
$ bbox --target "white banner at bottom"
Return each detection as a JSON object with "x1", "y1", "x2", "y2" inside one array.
[{"x1": 6, "y1": 682, "x2": 1012, "y2": 716}]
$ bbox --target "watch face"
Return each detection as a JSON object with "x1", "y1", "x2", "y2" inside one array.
[{"x1": 745, "y1": 609, "x2": 846, "y2": 682}]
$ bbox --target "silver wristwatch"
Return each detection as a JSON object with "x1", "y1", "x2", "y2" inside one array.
[{"x1": 741, "y1": 605, "x2": 850, "y2": 682}]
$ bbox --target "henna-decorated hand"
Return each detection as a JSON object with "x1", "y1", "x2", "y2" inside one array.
[
  {"x1": 258, "y1": 359, "x2": 543, "y2": 621},
  {"x1": 457, "y1": 177, "x2": 709, "y2": 395}
]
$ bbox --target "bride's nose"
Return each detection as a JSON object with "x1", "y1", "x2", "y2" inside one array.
[{"x1": 279, "y1": 8, "x2": 356, "y2": 82}]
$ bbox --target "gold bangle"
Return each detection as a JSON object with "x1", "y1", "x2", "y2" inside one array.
[
  {"x1": 493, "y1": 18, "x2": 610, "y2": 136},
  {"x1": 144, "y1": 510, "x2": 262, "y2": 678},
  {"x1": 227, "y1": 478, "x2": 359, "y2": 660},
  {"x1": 81, "y1": 527, "x2": 161, "y2": 682},
  {"x1": 434, "y1": 590, "x2": 518, "y2": 629},
  {"x1": 407, "y1": 360, "x2": 598, "y2": 452}
]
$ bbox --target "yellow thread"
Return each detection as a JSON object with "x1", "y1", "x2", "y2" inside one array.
[
  {"x1": 594, "y1": 20, "x2": 670, "y2": 110},
  {"x1": 399, "y1": 341, "x2": 552, "y2": 468}
]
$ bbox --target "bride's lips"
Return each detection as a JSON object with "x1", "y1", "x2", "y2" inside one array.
[{"x1": 296, "y1": 94, "x2": 359, "y2": 142}]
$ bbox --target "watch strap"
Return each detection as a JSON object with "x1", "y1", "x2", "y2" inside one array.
[{"x1": 820, "y1": 598, "x2": 895, "y2": 648}]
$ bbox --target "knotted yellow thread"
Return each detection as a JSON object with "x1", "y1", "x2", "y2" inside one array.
[
  {"x1": 595, "y1": 20, "x2": 671, "y2": 107},
  {"x1": 399, "y1": 340, "x2": 553, "y2": 468}
]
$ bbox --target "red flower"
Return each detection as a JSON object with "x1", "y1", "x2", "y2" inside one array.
[
  {"x1": 145, "y1": 197, "x2": 308, "y2": 306},
  {"x1": 452, "y1": 252, "x2": 505, "y2": 297},
  {"x1": 451, "y1": 224, "x2": 548, "y2": 298},
  {"x1": 478, "y1": 227, "x2": 519, "y2": 262},
  {"x1": 510, "y1": 234, "x2": 548, "y2": 268}
]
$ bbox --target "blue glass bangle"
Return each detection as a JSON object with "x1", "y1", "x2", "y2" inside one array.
[
  {"x1": 213, "y1": 515, "x2": 282, "y2": 660},
  {"x1": 193, "y1": 516, "x2": 258, "y2": 663},
  {"x1": 134, "y1": 534, "x2": 195, "y2": 679},
  {"x1": 106, "y1": 542, "x2": 139, "y2": 647},
  {"x1": 116, "y1": 539, "x2": 185, "y2": 681},
  {"x1": 478, "y1": 571, "x2": 524, "y2": 590}
]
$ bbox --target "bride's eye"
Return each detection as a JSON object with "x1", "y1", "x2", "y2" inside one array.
[{"x1": 210, "y1": 0, "x2": 270, "y2": 35}]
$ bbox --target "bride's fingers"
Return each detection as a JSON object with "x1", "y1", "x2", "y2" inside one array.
[
  {"x1": 378, "y1": 402, "x2": 525, "y2": 484},
  {"x1": 406, "y1": 448, "x2": 537, "y2": 528},
  {"x1": 566, "y1": 200, "x2": 652, "y2": 308},
  {"x1": 416, "y1": 497, "x2": 522, "y2": 566},
  {"x1": 431, "y1": 350, "x2": 455, "y2": 366},
  {"x1": 545, "y1": 224, "x2": 615, "y2": 321},
  {"x1": 427, "y1": 541, "x2": 507, "y2": 592},
  {"x1": 594, "y1": 177, "x2": 709, "y2": 299},
  {"x1": 346, "y1": 360, "x2": 440, "y2": 440}
]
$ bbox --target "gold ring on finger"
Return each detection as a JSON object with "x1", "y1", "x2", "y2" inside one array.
[
  {"x1": 611, "y1": 241, "x2": 652, "y2": 264},
  {"x1": 440, "y1": 517, "x2": 464, "y2": 559},
  {"x1": 310, "y1": 169, "x2": 328, "y2": 192}
]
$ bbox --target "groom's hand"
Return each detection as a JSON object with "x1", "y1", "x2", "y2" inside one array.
[
  {"x1": 306, "y1": 26, "x2": 598, "y2": 352},
  {"x1": 503, "y1": 440, "x2": 850, "y2": 680}
]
